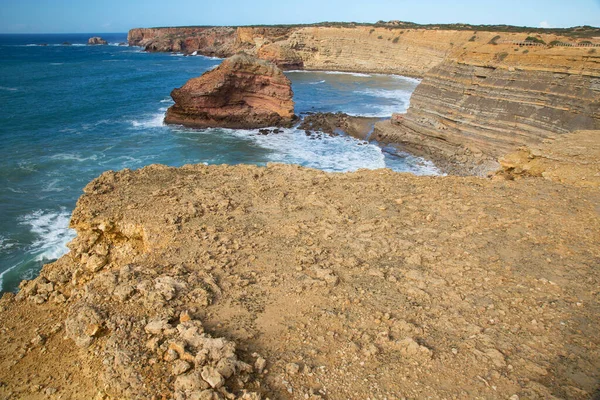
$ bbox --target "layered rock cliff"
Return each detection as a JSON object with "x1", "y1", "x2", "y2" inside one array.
[
  {"x1": 130, "y1": 24, "x2": 600, "y2": 174},
  {"x1": 372, "y1": 44, "x2": 600, "y2": 175},
  {"x1": 164, "y1": 53, "x2": 296, "y2": 129}
]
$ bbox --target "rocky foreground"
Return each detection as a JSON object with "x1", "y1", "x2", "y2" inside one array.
[{"x1": 0, "y1": 132, "x2": 599, "y2": 399}]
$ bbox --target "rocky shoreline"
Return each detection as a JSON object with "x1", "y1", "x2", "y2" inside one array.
[
  {"x1": 0, "y1": 22, "x2": 598, "y2": 400},
  {"x1": 131, "y1": 24, "x2": 600, "y2": 176}
]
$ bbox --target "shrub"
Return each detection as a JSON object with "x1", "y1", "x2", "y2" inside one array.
[
  {"x1": 392, "y1": 37, "x2": 400, "y2": 43},
  {"x1": 489, "y1": 35, "x2": 501, "y2": 45},
  {"x1": 469, "y1": 35, "x2": 476, "y2": 42},
  {"x1": 549, "y1": 40, "x2": 562, "y2": 47},
  {"x1": 525, "y1": 36, "x2": 546, "y2": 44},
  {"x1": 580, "y1": 40, "x2": 592, "y2": 45},
  {"x1": 377, "y1": 35, "x2": 383, "y2": 39},
  {"x1": 369, "y1": 29, "x2": 375, "y2": 34},
  {"x1": 589, "y1": 49, "x2": 597, "y2": 54},
  {"x1": 523, "y1": 49, "x2": 529, "y2": 54},
  {"x1": 496, "y1": 52, "x2": 509, "y2": 61}
]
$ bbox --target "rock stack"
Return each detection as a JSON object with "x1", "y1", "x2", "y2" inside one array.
[
  {"x1": 165, "y1": 53, "x2": 296, "y2": 129},
  {"x1": 88, "y1": 36, "x2": 108, "y2": 45}
]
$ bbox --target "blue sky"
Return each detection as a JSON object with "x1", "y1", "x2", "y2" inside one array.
[{"x1": 1, "y1": 0, "x2": 599, "y2": 33}]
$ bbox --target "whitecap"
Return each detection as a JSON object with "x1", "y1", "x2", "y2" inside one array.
[
  {"x1": 0, "y1": 86, "x2": 18, "y2": 91},
  {"x1": 18, "y1": 208, "x2": 76, "y2": 263},
  {"x1": 0, "y1": 235, "x2": 15, "y2": 252},
  {"x1": 50, "y1": 153, "x2": 98, "y2": 162},
  {"x1": 308, "y1": 80, "x2": 326, "y2": 85},
  {"x1": 226, "y1": 128, "x2": 387, "y2": 172},
  {"x1": 191, "y1": 51, "x2": 198, "y2": 56},
  {"x1": 160, "y1": 98, "x2": 174, "y2": 104},
  {"x1": 18, "y1": 161, "x2": 37, "y2": 172},
  {"x1": 130, "y1": 111, "x2": 165, "y2": 129},
  {"x1": 49, "y1": 63, "x2": 63, "y2": 66},
  {"x1": 286, "y1": 70, "x2": 372, "y2": 78},
  {"x1": 0, "y1": 261, "x2": 23, "y2": 293},
  {"x1": 358, "y1": 88, "x2": 412, "y2": 100},
  {"x1": 198, "y1": 55, "x2": 223, "y2": 60},
  {"x1": 42, "y1": 179, "x2": 63, "y2": 192}
]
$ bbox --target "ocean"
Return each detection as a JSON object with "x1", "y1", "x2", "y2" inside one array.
[{"x1": 0, "y1": 33, "x2": 436, "y2": 293}]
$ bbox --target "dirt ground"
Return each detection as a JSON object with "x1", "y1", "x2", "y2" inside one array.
[{"x1": 1, "y1": 160, "x2": 599, "y2": 399}]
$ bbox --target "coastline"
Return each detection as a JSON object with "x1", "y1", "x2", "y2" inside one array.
[{"x1": 0, "y1": 24, "x2": 599, "y2": 399}]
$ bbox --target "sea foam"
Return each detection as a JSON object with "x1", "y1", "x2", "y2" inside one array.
[
  {"x1": 19, "y1": 209, "x2": 76, "y2": 263},
  {"x1": 130, "y1": 112, "x2": 166, "y2": 129}
]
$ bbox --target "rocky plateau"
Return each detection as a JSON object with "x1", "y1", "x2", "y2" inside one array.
[{"x1": 1, "y1": 136, "x2": 599, "y2": 398}]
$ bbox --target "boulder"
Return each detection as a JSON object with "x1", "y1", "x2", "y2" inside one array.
[
  {"x1": 88, "y1": 37, "x2": 108, "y2": 45},
  {"x1": 165, "y1": 53, "x2": 296, "y2": 129}
]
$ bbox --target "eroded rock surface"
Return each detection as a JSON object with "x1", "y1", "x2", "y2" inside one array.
[
  {"x1": 165, "y1": 53, "x2": 296, "y2": 129},
  {"x1": 372, "y1": 45, "x2": 600, "y2": 175},
  {"x1": 298, "y1": 112, "x2": 380, "y2": 140},
  {"x1": 1, "y1": 162, "x2": 599, "y2": 399}
]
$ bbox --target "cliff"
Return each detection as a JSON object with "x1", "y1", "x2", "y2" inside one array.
[
  {"x1": 128, "y1": 25, "x2": 600, "y2": 77},
  {"x1": 1, "y1": 163, "x2": 599, "y2": 399},
  {"x1": 129, "y1": 25, "x2": 600, "y2": 175},
  {"x1": 372, "y1": 43, "x2": 600, "y2": 175},
  {"x1": 164, "y1": 53, "x2": 296, "y2": 129}
]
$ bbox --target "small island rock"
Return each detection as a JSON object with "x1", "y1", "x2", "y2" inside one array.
[
  {"x1": 88, "y1": 37, "x2": 108, "y2": 45},
  {"x1": 164, "y1": 52, "x2": 296, "y2": 129}
]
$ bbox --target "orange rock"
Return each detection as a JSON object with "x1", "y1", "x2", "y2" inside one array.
[{"x1": 165, "y1": 53, "x2": 296, "y2": 129}]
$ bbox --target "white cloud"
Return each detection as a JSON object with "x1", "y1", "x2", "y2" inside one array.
[{"x1": 539, "y1": 21, "x2": 552, "y2": 28}]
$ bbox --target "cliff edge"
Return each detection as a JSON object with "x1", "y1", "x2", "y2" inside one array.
[{"x1": 1, "y1": 162, "x2": 599, "y2": 399}]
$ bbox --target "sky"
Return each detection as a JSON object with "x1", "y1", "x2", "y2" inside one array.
[{"x1": 1, "y1": 0, "x2": 599, "y2": 33}]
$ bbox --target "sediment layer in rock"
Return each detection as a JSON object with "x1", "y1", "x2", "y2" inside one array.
[
  {"x1": 1, "y1": 161, "x2": 599, "y2": 399},
  {"x1": 497, "y1": 130, "x2": 600, "y2": 186},
  {"x1": 372, "y1": 44, "x2": 600, "y2": 175},
  {"x1": 164, "y1": 53, "x2": 296, "y2": 129},
  {"x1": 128, "y1": 25, "x2": 600, "y2": 78}
]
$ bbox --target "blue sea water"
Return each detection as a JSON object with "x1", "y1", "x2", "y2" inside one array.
[{"x1": 0, "y1": 33, "x2": 434, "y2": 293}]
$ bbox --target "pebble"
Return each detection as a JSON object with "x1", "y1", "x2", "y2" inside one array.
[
  {"x1": 172, "y1": 360, "x2": 192, "y2": 376},
  {"x1": 286, "y1": 363, "x2": 301, "y2": 375}
]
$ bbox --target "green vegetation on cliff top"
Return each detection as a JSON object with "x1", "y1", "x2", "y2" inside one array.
[{"x1": 138, "y1": 21, "x2": 600, "y2": 39}]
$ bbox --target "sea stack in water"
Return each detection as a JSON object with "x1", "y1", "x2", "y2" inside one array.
[
  {"x1": 88, "y1": 37, "x2": 108, "y2": 45},
  {"x1": 165, "y1": 53, "x2": 296, "y2": 129}
]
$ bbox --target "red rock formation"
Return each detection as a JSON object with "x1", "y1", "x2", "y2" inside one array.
[{"x1": 164, "y1": 53, "x2": 296, "y2": 129}]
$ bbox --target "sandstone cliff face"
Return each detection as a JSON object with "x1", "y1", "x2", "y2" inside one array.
[
  {"x1": 372, "y1": 45, "x2": 600, "y2": 174},
  {"x1": 127, "y1": 26, "x2": 527, "y2": 77},
  {"x1": 497, "y1": 130, "x2": 600, "y2": 187},
  {"x1": 165, "y1": 53, "x2": 295, "y2": 129}
]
